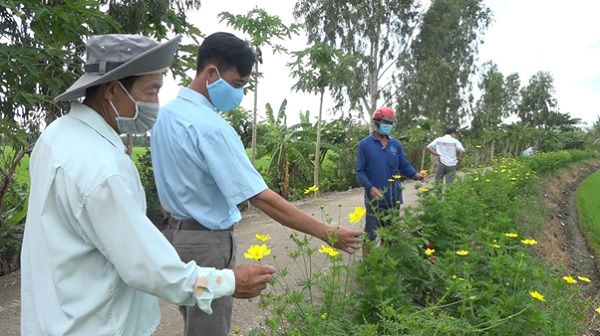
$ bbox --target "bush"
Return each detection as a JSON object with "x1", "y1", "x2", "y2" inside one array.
[{"x1": 248, "y1": 149, "x2": 596, "y2": 335}]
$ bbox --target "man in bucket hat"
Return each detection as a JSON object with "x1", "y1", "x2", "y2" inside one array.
[{"x1": 20, "y1": 34, "x2": 275, "y2": 335}]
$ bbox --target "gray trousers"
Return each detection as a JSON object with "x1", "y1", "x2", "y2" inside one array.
[
  {"x1": 163, "y1": 226, "x2": 237, "y2": 336},
  {"x1": 435, "y1": 162, "x2": 457, "y2": 184}
]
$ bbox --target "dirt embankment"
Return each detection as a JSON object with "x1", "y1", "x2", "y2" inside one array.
[{"x1": 536, "y1": 161, "x2": 600, "y2": 335}]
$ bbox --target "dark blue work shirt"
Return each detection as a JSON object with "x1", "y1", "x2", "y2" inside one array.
[{"x1": 356, "y1": 133, "x2": 417, "y2": 208}]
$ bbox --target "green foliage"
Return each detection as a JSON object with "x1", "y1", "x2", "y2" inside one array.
[
  {"x1": 400, "y1": 0, "x2": 492, "y2": 127},
  {"x1": 251, "y1": 149, "x2": 595, "y2": 335},
  {"x1": 577, "y1": 169, "x2": 600, "y2": 266},
  {"x1": 1, "y1": 0, "x2": 121, "y2": 128},
  {"x1": 133, "y1": 147, "x2": 162, "y2": 225},
  {"x1": 221, "y1": 107, "x2": 255, "y2": 149},
  {"x1": 294, "y1": 0, "x2": 422, "y2": 120},
  {"x1": 0, "y1": 120, "x2": 32, "y2": 275},
  {"x1": 219, "y1": 7, "x2": 300, "y2": 163}
]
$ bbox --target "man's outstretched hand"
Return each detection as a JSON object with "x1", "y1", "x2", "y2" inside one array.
[
  {"x1": 232, "y1": 264, "x2": 276, "y2": 299},
  {"x1": 327, "y1": 226, "x2": 363, "y2": 254}
]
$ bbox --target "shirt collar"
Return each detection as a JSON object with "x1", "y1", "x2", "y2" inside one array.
[
  {"x1": 68, "y1": 102, "x2": 125, "y2": 152},
  {"x1": 177, "y1": 87, "x2": 218, "y2": 112}
]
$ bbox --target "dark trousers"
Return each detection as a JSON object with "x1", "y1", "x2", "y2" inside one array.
[
  {"x1": 163, "y1": 222, "x2": 236, "y2": 336},
  {"x1": 435, "y1": 162, "x2": 457, "y2": 184}
]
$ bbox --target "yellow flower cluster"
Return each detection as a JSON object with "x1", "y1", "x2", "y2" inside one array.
[
  {"x1": 521, "y1": 239, "x2": 537, "y2": 245},
  {"x1": 348, "y1": 207, "x2": 366, "y2": 223},
  {"x1": 530, "y1": 290, "x2": 545, "y2": 301},
  {"x1": 255, "y1": 233, "x2": 271, "y2": 242},
  {"x1": 456, "y1": 250, "x2": 469, "y2": 256},
  {"x1": 244, "y1": 243, "x2": 271, "y2": 261},
  {"x1": 304, "y1": 185, "x2": 319, "y2": 194},
  {"x1": 319, "y1": 244, "x2": 340, "y2": 257}
]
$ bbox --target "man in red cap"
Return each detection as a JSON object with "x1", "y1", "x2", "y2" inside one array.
[{"x1": 356, "y1": 106, "x2": 426, "y2": 258}]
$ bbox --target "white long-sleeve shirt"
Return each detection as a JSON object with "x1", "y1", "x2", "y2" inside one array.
[{"x1": 21, "y1": 102, "x2": 234, "y2": 336}]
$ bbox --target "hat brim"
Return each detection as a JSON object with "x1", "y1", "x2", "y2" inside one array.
[{"x1": 55, "y1": 36, "x2": 180, "y2": 102}]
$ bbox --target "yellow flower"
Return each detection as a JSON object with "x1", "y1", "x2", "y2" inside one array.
[
  {"x1": 456, "y1": 250, "x2": 469, "y2": 256},
  {"x1": 304, "y1": 185, "x2": 319, "y2": 194},
  {"x1": 505, "y1": 232, "x2": 518, "y2": 238},
  {"x1": 596, "y1": 307, "x2": 600, "y2": 314},
  {"x1": 521, "y1": 239, "x2": 537, "y2": 245},
  {"x1": 476, "y1": 145, "x2": 482, "y2": 148},
  {"x1": 492, "y1": 244, "x2": 501, "y2": 249},
  {"x1": 420, "y1": 187, "x2": 429, "y2": 192},
  {"x1": 244, "y1": 244, "x2": 271, "y2": 261},
  {"x1": 578, "y1": 276, "x2": 591, "y2": 283},
  {"x1": 501, "y1": 169, "x2": 507, "y2": 173},
  {"x1": 420, "y1": 170, "x2": 428, "y2": 174},
  {"x1": 451, "y1": 275, "x2": 457, "y2": 280},
  {"x1": 563, "y1": 276, "x2": 577, "y2": 284},
  {"x1": 319, "y1": 244, "x2": 340, "y2": 257},
  {"x1": 255, "y1": 233, "x2": 271, "y2": 242},
  {"x1": 393, "y1": 174, "x2": 402, "y2": 179},
  {"x1": 510, "y1": 177, "x2": 517, "y2": 181},
  {"x1": 387, "y1": 178, "x2": 395, "y2": 182},
  {"x1": 425, "y1": 248, "x2": 435, "y2": 256},
  {"x1": 474, "y1": 177, "x2": 479, "y2": 181},
  {"x1": 348, "y1": 206, "x2": 367, "y2": 223},
  {"x1": 485, "y1": 179, "x2": 491, "y2": 182},
  {"x1": 529, "y1": 290, "x2": 545, "y2": 301}
]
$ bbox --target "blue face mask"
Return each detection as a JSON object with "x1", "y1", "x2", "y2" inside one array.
[
  {"x1": 206, "y1": 68, "x2": 244, "y2": 112},
  {"x1": 379, "y1": 124, "x2": 393, "y2": 136}
]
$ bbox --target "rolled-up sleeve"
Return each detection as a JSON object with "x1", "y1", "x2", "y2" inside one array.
[{"x1": 81, "y1": 175, "x2": 234, "y2": 313}]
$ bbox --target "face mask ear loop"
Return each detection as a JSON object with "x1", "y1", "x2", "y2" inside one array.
[
  {"x1": 117, "y1": 81, "x2": 136, "y2": 104},
  {"x1": 109, "y1": 100, "x2": 121, "y2": 118}
]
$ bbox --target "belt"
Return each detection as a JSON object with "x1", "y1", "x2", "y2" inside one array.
[{"x1": 168, "y1": 217, "x2": 233, "y2": 232}]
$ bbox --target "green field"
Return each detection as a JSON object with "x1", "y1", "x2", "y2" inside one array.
[{"x1": 577, "y1": 169, "x2": 600, "y2": 258}]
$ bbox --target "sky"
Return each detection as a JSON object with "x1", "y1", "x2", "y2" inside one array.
[{"x1": 159, "y1": 0, "x2": 600, "y2": 127}]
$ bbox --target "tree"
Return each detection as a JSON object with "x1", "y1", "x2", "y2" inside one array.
[
  {"x1": 288, "y1": 43, "x2": 354, "y2": 194},
  {"x1": 517, "y1": 71, "x2": 558, "y2": 128},
  {"x1": 400, "y1": 0, "x2": 492, "y2": 126},
  {"x1": 221, "y1": 107, "x2": 254, "y2": 149},
  {"x1": 0, "y1": 0, "x2": 204, "y2": 273},
  {"x1": 261, "y1": 100, "x2": 316, "y2": 199},
  {"x1": 294, "y1": 0, "x2": 423, "y2": 121},
  {"x1": 0, "y1": 1, "x2": 120, "y2": 130},
  {"x1": 471, "y1": 62, "x2": 520, "y2": 133},
  {"x1": 219, "y1": 8, "x2": 299, "y2": 163}
]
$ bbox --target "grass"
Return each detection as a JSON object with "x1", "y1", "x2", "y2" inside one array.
[{"x1": 576, "y1": 169, "x2": 600, "y2": 262}]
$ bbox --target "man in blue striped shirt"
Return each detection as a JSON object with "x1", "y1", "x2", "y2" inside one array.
[{"x1": 356, "y1": 107, "x2": 426, "y2": 259}]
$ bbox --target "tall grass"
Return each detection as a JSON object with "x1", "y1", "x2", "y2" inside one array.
[{"x1": 577, "y1": 170, "x2": 600, "y2": 259}]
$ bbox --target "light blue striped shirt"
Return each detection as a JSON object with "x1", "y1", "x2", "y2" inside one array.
[{"x1": 151, "y1": 87, "x2": 267, "y2": 230}]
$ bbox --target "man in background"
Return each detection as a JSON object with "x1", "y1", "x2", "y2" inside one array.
[
  {"x1": 356, "y1": 106, "x2": 426, "y2": 259},
  {"x1": 426, "y1": 126, "x2": 466, "y2": 185}
]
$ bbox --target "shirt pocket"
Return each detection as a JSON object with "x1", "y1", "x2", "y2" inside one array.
[{"x1": 386, "y1": 151, "x2": 400, "y2": 170}]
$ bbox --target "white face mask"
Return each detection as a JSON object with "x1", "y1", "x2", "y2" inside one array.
[{"x1": 109, "y1": 82, "x2": 159, "y2": 134}]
